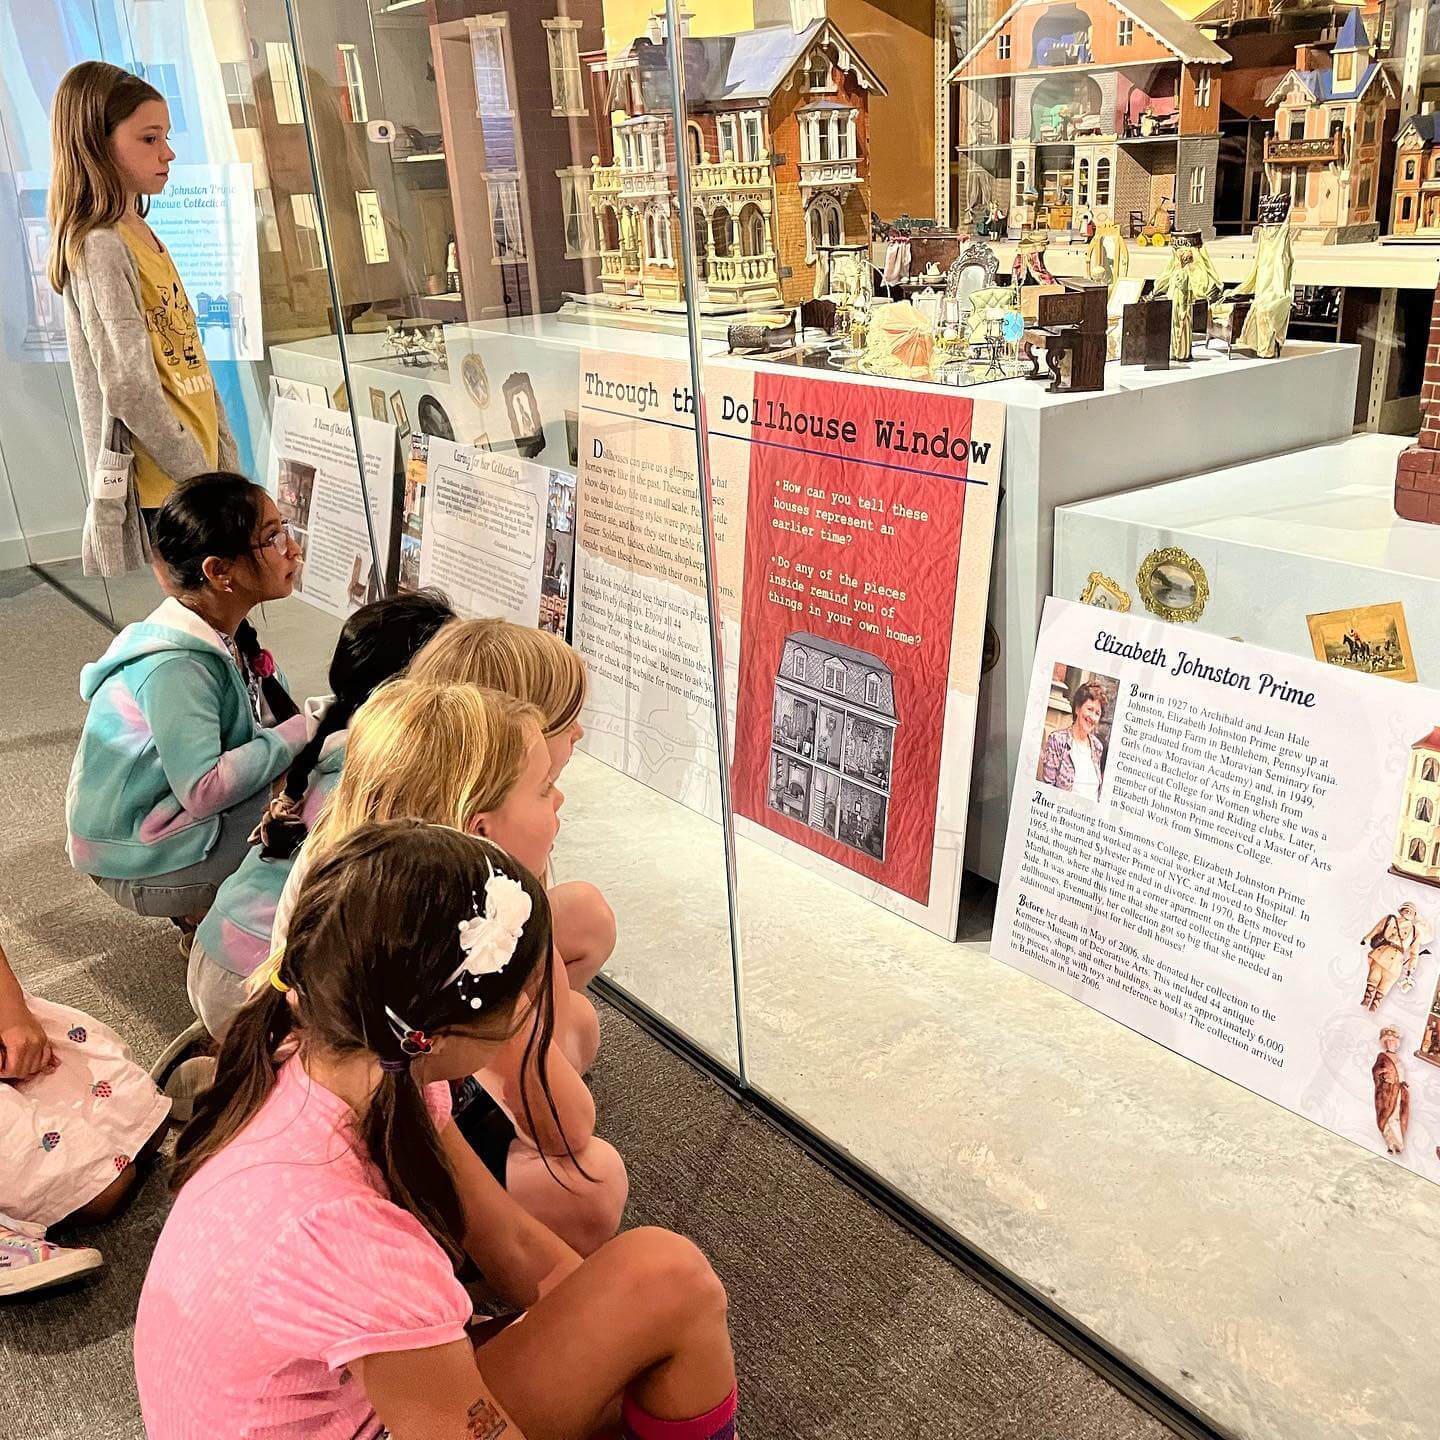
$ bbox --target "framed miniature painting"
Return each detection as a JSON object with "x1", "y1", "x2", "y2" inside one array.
[
  {"x1": 1306, "y1": 602, "x2": 1417, "y2": 684},
  {"x1": 1079, "y1": 571, "x2": 1131, "y2": 612},
  {"x1": 1136, "y1": 547, "x2": 1209, "y2": 624}
]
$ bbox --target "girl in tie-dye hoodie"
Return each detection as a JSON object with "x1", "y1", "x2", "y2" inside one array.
[{"x1": 67, "y1": 473, "x2": 306, "y2": 927}]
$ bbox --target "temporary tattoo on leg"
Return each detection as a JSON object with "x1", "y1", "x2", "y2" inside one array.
[{"x1": 466, "y1": 1395, "x2": 508, "y2": 1440}]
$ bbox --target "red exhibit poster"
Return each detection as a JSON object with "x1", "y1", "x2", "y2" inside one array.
[{"x1": 713, "y1": 366, "x2": 1004, "y2": 927}]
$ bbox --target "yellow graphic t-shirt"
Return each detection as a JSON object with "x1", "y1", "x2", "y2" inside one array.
[{"x1": 119, "y1": 228, "x2": 219, "y2": 507}]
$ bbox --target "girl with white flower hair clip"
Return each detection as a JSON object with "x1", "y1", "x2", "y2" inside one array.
[{"x1": 141, "y1": 819, "x2": 737, "y2": 1440}]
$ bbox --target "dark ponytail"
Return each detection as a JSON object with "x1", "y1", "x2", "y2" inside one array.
[
  {"x1": 171, "y1": 820, "x2": 559, "y2": 1265},
  {"x1": 260, "y1": 590, "x2": 455, "y2": 861},
  {"x1": 154, "y1": 472, "x2": 300, "y2": 722},
  {"x1": 171, "y1": 981, "x2": 295, "y2": 1190}
]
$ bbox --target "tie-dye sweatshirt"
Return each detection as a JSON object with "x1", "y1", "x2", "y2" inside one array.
[
  {"x1": 194, "y1": 716, "x2": 347, "y2": 978},
  {"x1": 67, "y1": 597, "x2": 307, "y2": 880}
]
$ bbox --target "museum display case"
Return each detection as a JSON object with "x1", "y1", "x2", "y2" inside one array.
[{"x1": 5, "y1": 4, "x2": 1440, "y2": 1438}]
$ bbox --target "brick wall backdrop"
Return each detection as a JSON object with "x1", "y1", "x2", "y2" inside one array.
[{"x1": 1395, "y1": 281, "x2": 1440, "y2": 523}]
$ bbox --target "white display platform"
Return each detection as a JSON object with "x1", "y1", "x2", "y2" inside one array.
[
  {"x1": 966, "y1": 340, "x2": 1360, "y2": 881},
  {"x1": 1052, "y1": 432, "x2": 1440, "y2": 676},
  {"x1": 272, "y1": 328, "x2": 1360, "y2": 887}
]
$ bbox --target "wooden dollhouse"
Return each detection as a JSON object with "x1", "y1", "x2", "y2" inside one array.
[
  {"x1": 1390, "y1": 725, "x2": 1440, "y2": 883},
  {"x1": 1263, "y1": 9, "x2": 1396, "y2": 242},
  {"x1": 1390, "y1": 113, "x2": 1440, "y2": 237},
  {"x1": 588, "y1": 13, "x2": 884, "y2": 311},
  {"x1": 948, "y1": 0, "x2": 1229, "y2": 239}
]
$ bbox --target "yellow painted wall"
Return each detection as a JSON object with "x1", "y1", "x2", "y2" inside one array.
[{"x1": 603, "y1": 1, "x2": 764, "y2": 54}]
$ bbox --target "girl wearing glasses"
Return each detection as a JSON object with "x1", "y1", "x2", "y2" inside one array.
[{"x1": 67, "y1": 473, "x2": 306, "y2": 940}]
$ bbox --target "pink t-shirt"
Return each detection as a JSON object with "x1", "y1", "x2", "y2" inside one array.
[{"x1": 135, "y1": 1056, "x2": 472, "y2": 1439}]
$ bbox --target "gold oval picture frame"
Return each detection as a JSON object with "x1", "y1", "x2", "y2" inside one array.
[{"x1": 1136, "y1": 546, "x2": 1209, "y2": 624}]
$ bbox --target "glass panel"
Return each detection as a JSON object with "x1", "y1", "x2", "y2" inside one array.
[
  {"x1": 0, "y1": 4, "x2": 114, "y2": 622},
  {"x1": 663, "y1": 5, "x2": 1433, "y2": 1440},
  {"x1": 285, "y1": 0, "x2": 740, "y2": 1069}
]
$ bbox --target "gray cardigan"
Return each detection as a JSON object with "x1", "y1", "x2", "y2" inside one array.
[{"x1": 64, "y1": 227, "x2": 239, "y2": 572}]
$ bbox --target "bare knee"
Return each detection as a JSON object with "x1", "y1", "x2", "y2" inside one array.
[
  {"x1": 552, "y1": 882, "x2": 616, "y2": 967},
  {"x1": 509, "y1": 1137, "x2": 629, "y2": 1255},
  {"x1": 605, "y1": 1227, "x2": 728, "y2": 1331}
]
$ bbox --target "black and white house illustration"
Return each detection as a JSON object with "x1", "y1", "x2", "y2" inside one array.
[{"x1": 769, "y1": 632, "x2": 897, "y2": 863}]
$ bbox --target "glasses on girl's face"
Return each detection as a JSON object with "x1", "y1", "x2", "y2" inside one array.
[{"x1": 256, "y1": 523, "x2": 297, "y2": 557}]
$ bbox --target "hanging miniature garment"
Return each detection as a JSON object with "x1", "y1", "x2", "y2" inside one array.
[{"x1": 1232, "y1": 192, "x2": 1295, "y2": 359}]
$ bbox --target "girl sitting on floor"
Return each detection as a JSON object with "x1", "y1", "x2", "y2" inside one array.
[
  {"x1": 67, "y1": 473, "x2": 305, "y2": 936},
  {"x1": 264, "y1": 679, "x2": 627, "y2": 1255},
  {"x1": 1, "y1": 935, "x2": 169, "y2": 1296},
  {"x1": 409, "y1": 617, "x2": 613, "y2": 1074},
  {"x1": 186, "y1": 589, "x2": 454, "y2": 1038},
  {"x1": 136, "y1": 820, "x2": 736, "y2": 1440}
]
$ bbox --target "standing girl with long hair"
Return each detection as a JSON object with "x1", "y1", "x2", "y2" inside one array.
[
  {"x1": 68, "y1": 473, "x2": 304, "y2": 932},
  {"x1": 136, "y1": 820, "x2": 736, "y2": 1440},
  {"x1": 49, "y1": 61, "x2": 237, "y2": 546},
  {"x1": 263, "y1": 679, "x2": 628, "y2": 1254}
]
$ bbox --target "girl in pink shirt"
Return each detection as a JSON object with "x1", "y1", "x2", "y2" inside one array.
[{"x1": 135, "y1": 817, "x2": 736, "y2": 1440}]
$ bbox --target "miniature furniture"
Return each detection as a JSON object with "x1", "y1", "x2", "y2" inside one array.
[
  {"x1": 1025, "y1": 284, "x2": 1107, "y2": 393},
  {"x1": 1120, "y1": 299, "x2": 1171, "y2": 369}
]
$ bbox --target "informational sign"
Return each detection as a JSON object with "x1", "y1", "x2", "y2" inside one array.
[
  {"x1": 573, "y1": 354, "x2": 725, "y2": 818},
  {"x1": 995, "y1": 598, "x2": 1440, "y2": 1184},
  {"x1": 711, "y1": 364, "x2": 1004, "y2": 934},
  {"x1": 265, "y1": 397, "x2": 394, "y2": 620},
  {"x1": 574, "y1": 352, "x2": 1004, "y2": 934},
  {"x1": 418, "y1": 438, "x2": 550, "y2": 626},
  {"x1": 147, "y1": 164, "x2": 262, "y2": 362}
]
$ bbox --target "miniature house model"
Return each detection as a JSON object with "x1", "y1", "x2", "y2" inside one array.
[
  {"x1": 588, "y1": 14, "x2": 884, "y2": 310},
  {"x1": 769, "y1": 632, "x2": 897, "y2": 863},
  {"x1": 1391, "y1": 113, "x2": 1440, "y2": 237},
  {"x1": 948, "y1": 0, "x2": 1228, "y2": 239},
  {"x1": 1391, "y1": 726, "x2": 1440, "y2": 886},
  {"x1": 1263, "y1": 10, "x2": 1395, "y2": 243}
]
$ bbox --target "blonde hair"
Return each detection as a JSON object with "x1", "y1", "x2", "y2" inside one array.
[
  {"x1": 47, "y1": 62, "x2": 163, "y2": 293},
  {"x1": 409, "y1": 618, "x2": 586, "y2": 738},
  {"x1": 305, "y1": 677, "x2": 543, "y2": 866}
]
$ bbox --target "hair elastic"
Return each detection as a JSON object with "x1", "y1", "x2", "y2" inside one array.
[
  {"x1": 378, "y1": 1056, "x2": 411, "y2": 1074},
  {"x1": 269, "y1": 969, "x2": 290, "y2": 993}
]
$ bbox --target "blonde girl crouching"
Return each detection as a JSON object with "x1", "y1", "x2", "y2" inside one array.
[
  {"x1": 409, "y1": 617, "x2": 613, "y2": 1076},
  {"x1": 261, "y1": 678, "x2": 626, "y2": 1255}
]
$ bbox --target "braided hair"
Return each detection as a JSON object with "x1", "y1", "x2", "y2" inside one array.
[{"x1": 260, "y1": 589, "x2": 455, "y2": 860}]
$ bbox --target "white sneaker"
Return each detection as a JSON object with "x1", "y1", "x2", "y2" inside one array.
[
  {"x1": 0, "y1": 1224, "x2": 103, "y2": 1296},
  {"x1": 164, "y1": 1055, "x2": 217, "y2": 1125}
]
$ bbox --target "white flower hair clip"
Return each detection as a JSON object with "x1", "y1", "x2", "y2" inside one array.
[{"x1": 443, "y1": 860, "x2": 532, "y2": 1010}]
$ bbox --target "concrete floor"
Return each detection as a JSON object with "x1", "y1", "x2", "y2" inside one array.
[{"x1": 36, "y1": 561, "x2": 1438, "y2": 1440}]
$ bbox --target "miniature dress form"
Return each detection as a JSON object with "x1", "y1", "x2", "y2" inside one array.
[
  {"x1": 1232, "y1": 193, "x2": 1295, "y2": 358},
  {"x1": 1150, "y1": 233, "x2": 1223, "y2": 361}
]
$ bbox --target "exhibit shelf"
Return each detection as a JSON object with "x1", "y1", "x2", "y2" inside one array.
[
  {"x1": 918, "y1": 238, "x2": 1440, "y2": 291},
  {"x1": 1052, "y1": 432, "x2": 1440, "y2": 679}
]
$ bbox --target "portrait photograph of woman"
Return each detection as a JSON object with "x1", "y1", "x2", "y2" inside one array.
[{"x1": 1037, "y1": 671, "x2": 1116, "y2": 802}]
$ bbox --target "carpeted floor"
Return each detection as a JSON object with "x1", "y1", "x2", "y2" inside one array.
[{"x1": 0, "y1": 569, "x2": 1171, "y2": 1440}]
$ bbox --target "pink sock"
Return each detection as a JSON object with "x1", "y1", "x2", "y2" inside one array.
[{"x1": 620, "y1": 1386, "x2": 737, "y2": 1440}]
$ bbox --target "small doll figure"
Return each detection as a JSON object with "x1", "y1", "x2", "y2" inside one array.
[
  {"x1": 1361, "y1": 902, "x2": 1423, "y2": 1010},
  {"x1": 1373, "y1": 1026, "x2": 1409, "y2": 1154}
]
